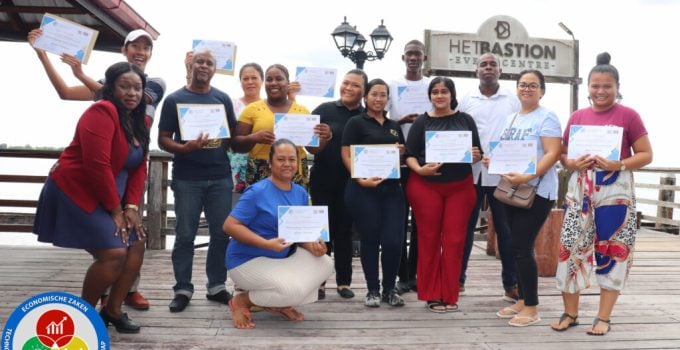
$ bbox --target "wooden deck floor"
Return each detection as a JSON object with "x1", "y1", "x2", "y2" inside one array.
[{"x1": 2, "y1": 229, "x2": 679, "y2": 349}]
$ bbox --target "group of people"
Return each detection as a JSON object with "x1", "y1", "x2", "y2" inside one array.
[{"x1": 29, "y1": 26, "x2": 651, "y2": 337}]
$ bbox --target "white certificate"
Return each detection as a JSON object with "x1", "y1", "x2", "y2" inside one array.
[
  {"x1": 278, "y1": 206, "x2": 330, "y2": 243},
  {"x1": 274, "y1": 113, "x2": 320, "y2": 147},
  {"x1": 177, "y1": 104, "x2": 230, "y2": 141},
  {"x1": 350, "y1": 145, "x2": 400, "y2": 179},
  {"x1": 395, "y1": 84, "x2": 432, "y2": 115},
  {"x1": 192, "y1": 39, "x2": 237, "y2": 75},
  {"x1": 295, "y1": 66, "x2": 337, "y2": 98},
  {"x1": 567, "y1": 125, "x2": 623, "y2": 160},
  {"x1": 488, "y1": 140, "x2": 537, "y2": 175},
  {"x1": 33, "y1": 13, "x2": 99, "y2": 64},
  {"x1": 425, "y1": 131, "x2": 472, "y2": 163}
]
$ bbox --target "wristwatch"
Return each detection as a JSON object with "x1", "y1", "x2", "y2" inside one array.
[{"x1": 619, "y1": 160, "x2": 627, "y2": 171}]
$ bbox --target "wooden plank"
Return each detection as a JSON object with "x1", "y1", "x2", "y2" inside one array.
[
  {"x1": 0, "y1": 174, "x2": 47, "y2": 183},
  {"x1": 637, "y1": 198, "x2": 680, "y2": 209},
  {"x1": 1, "y1": 230, "x2": 679, "y2": 349},
  {"x1": 0, "y1": 199, "x2": 38, "y2": 207},
  {"x1": 0, "y1": 224, "x2": 32, "y2": 232},
  {"x1": 641, "y1": 214, "x2": 680, "y2": 226},
  {"x1": 636, "y1": 183, "x2": 680, "y2": 191}
]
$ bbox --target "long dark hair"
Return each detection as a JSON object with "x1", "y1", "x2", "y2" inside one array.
[
  {"x1": 101, "y1": 62, "x2": 149, "y2": 153},
  {"x1": 428, "y1": 76, "x2": 458, "y2": 110}
]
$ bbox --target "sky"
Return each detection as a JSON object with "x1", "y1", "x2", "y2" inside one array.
[{"x1": 2, "y1": 0, "x2": 678, "y2": 167}]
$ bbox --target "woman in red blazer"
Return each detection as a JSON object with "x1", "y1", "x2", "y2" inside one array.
[{"x1": 34, "y1": 62, "x2": 150, "y2": 334}]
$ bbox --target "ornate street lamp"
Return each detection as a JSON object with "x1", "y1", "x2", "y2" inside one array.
[{"x1": 332, "y1": 17, "x2": 393, "y2": 69}]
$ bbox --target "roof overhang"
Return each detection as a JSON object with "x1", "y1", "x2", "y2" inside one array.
[{"x1": 0, "y1": 0, "x2": 158, "y2": 52}]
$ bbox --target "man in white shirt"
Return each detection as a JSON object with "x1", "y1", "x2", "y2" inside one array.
[
  {"x1": 388, "y1": 40, "x2": 433, "y2": 294},
  {"x1": 458, "y1": 53, "x2": 520, "y2": 302}
]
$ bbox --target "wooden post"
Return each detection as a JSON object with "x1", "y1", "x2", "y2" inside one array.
[
  {"x1": 485, "y1": 210, "x2": 498, "y2": 257},
  {"x1": 146, "y1": 160, "x2": 164, "y2": 250},
  {"x1": 656, "y1": 174, "x2": 676, "y2": 231},
  {"x1": 535, "y1": 209, "x2": 564, "y2": 277}
]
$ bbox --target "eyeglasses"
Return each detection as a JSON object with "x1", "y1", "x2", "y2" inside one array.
[{"x1": 517, "y1": 82, "x2": 540, "y2": 91}]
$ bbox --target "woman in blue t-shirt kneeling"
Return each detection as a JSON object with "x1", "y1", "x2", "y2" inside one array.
[{"x1": 223, "y1": 139, "x2": 333, "y2": 329}]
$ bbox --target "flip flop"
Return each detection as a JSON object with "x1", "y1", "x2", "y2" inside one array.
[
  {"x1": 551, "y1": 313, "x2": 579, "y2": 331},
  {"x1": 586, "y1": 317, "x2": 611, "y2": 336},
  {"x1": 496, "y1": 306, "x2": 520, "y2": 318},
  {"x1": 508, "y1": 315, "x2": 541, "y2": 327}
]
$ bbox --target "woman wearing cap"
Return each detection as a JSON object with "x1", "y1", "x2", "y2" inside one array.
[{"x1": 28, "y1": 28, "x2": 165, "y2": 310}]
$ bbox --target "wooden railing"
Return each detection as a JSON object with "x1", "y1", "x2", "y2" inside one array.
[{"x1": 1, "y1": 149, "x2": 678, "y2": 250}]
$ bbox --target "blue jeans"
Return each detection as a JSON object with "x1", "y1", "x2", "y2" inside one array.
[
  {"x1": 461, "y1": 185, "x2": 517, "y2": 291},
  {"x1": 171, "y1": 177, "x2": 232, "y2": 297}
]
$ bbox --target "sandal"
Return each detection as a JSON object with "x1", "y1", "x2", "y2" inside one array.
[
  {"x1": 586, "y1": 317, "x2": 611, "y2": 336},
  {"x1": 426, "y1": 301, "x2": 447, "y2": 314},
  {"x1": 496, "y1": 306, "x2": 520, "y2": 318},
  {"x1": 551, "y1": 313, "x2": 579, "y2": 331},
  {"x1": 444, "y1": 303, "x2": 459, "y2": 313},
  {"x1": 508, "y1": 314, "x2": 541, "y2": 327}
]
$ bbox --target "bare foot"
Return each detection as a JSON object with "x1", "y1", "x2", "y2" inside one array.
[
  {"x1": 229, "y1": 298, "x2": 255, "y2": 329},
  {"x1": 265, "y1": 306, "x2": 305, "y2": 321}
]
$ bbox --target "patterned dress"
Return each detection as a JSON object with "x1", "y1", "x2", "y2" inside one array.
[{"x1": 556, "y1": 169, "x2": 637, "y2": 292}]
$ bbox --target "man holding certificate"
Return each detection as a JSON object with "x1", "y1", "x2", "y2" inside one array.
[
  {"x1": 223, "y1": 139, "x2": 333, "y2": 329},
  {"x1": 388, "y1": 40, "x2": 433, "y2": 295},
  {"x1": 158, "y1": 50, "x2": 237, "y2": 313},
  {"x1": 404, "y1": 77, "x2": 481, "y2": 313},
  {"x1": 552, "y1": 53, "x2": 653, "y2": 335},
  {"x1": 458, "y1": 53, "x2": 520, "y2": 301}
]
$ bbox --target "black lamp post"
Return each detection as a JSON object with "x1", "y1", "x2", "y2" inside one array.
[{"x1": 331, "y1": 16, "x2": 393, "y2": 69}]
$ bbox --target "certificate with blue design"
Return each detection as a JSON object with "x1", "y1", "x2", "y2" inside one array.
[
  {"x1": 33, "y1": 13, "x2": 99, "y2": 64},
  {"x1": 567, "y1": 125, "x2": 623, "y2": 160},
  {"x1": 425, "y1": 131, "x2": 472, "y2": 163},
  {"x1": 350, "y1": 145, "x2": 400, "y2": 179},
  {"x1": 278, "y1": 206, "x2": 330, "y2": 243},
  {"x1": 488, "y1": 140, "x2": 537, "y2": 175},
  {"x1": 395, "y1": 84, "x2": 432, "y2": 115},
  {"x1": 274, "y1": 113, "x2": 320, "y2": 147},
  {"x1": 191, "y1": 39, "x2": 237, "y2": 75},
  {"x1": 177, "y1": 104, "x2": 230, "y2": 141},
  {"x1": 295, "y1": 67, "x2": 337, "y2": 98}
]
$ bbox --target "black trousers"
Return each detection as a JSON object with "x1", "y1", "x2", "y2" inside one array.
[
  {"x1": 398, "y1": 167, "x2": 417, "y2": 284},
  {"x1": 310, "y1": 177, "x2": 353, "y2": 286}
]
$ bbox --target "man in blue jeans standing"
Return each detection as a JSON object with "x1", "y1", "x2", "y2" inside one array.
[
  {"x1": 458, "y1": 53, "x2": 520, "y2": 302},
  {"x1": 158, "y1": 50, "x2": 237, "y2": 312}
]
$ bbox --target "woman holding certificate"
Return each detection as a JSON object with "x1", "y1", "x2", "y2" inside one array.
[
  {"x1": 489, "y1": 70, "x2": 561, "y2": 327},
  {"x1": 404, "y1": 77, "x2": 481, "y2": 313},
  {"x1": 551, "y1": 53, "x2": 652, "y2": 335},
  {"x1": 232, "y1": 64, "x2": 330, "y2": 190},
  {"x1": 223, "y1": 139, "x2": 333, "y2": 329},
  {"x1": 33, "y1": 62, "x2": 150, "y2": 333},
  {"x1": 341, "y1": 78, "x2": 407, "y2": 308}
]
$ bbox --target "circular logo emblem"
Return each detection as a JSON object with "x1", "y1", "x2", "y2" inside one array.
[{"x1": 2, "y1": 291, "x2": 109, "y2": 350}]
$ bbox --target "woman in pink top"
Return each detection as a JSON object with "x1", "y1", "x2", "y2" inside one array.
[{"x1": 551, "y1": 53, "x2": 653, "y2": 335}]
